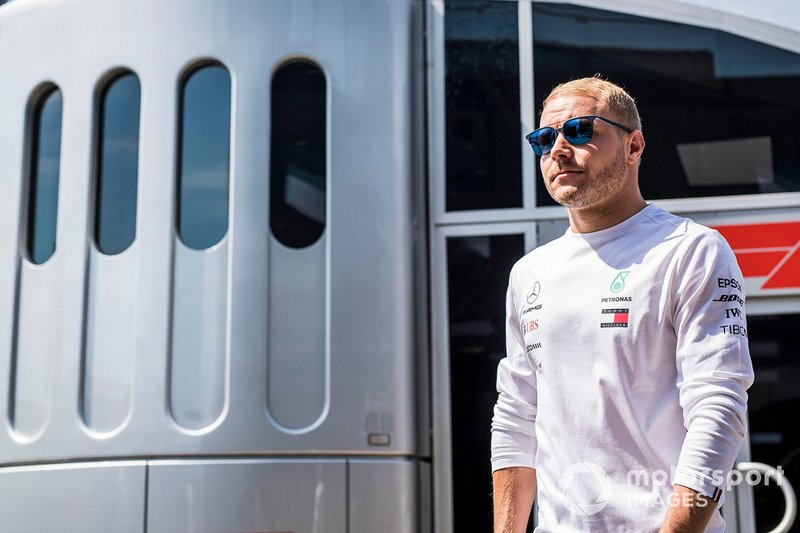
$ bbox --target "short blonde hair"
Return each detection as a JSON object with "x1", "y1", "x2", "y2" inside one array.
[{"x1": 542, "y1": 75, "x2": 642, "y2": 132}]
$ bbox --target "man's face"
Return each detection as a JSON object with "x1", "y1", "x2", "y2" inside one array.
[{"x1": 538, "y1": 95, "x2": 630, "y2": 209}]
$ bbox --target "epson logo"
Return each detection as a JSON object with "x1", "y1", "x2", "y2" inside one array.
[{"x1": 717, "y1": 277, "x2": 743, "y2": 292}]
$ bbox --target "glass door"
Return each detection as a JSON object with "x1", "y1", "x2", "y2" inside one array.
[{"x1": 736, "y1": 312, "x2": 800, "y2": 532}]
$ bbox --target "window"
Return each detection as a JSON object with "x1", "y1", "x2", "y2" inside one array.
[
  {"x1": 94, "y1": 72, "x2": 141, "y2": 255},
  {"x1": 447, "y1": 233, "x2": 526, "y2": 532},
  {"x1": 26, "y1": 87, "x2": 63, "y2": 265},
  {"x1": 746, "y1": 313, "x2": 800, "y2": 532},
  {"x1": 177, "y1": 63, "x2": 231, "y2": 250},
  {"x1": 445, "y1": 0, "x2": 521, "y2": 211},
  {"x1": 270, "y1": 61, "x2": 326, "y2": 248},
  {"x1": 533, "y1": 3, "x2": 800, "y2": 205}
]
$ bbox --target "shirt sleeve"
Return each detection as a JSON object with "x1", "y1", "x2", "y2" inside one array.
[
  {"x1": 491, "y1": 266, "x2": 539, "y2": 472},
  {"x1": 670, "y1": 230, "x2": 755, "y2": 500}
]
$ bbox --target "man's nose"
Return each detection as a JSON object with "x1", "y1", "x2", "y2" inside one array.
[{"x1": 549, "y1": 131, "x2": 572, "y2": 158}]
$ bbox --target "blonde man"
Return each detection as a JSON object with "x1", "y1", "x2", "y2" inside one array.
[{"x1": 491, "y1": 76, "x2": 753, "y2": 532}]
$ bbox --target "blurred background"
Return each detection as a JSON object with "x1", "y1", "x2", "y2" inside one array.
[{"x1": 0, "y1": 0, "x2": 799, "y2": 531}]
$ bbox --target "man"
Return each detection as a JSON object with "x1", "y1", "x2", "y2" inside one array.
[{"x1": 491, "y1": 76, "x2": 754, "y2": 532}]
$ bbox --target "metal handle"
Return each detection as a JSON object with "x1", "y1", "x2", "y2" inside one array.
[{"x1": 736, "y1": 461, "x2": 797, "y2": 533}]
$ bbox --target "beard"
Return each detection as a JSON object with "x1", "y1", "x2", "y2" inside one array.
[{"x1": 544, "y1": 148, "x2": 628, "y2": 209}]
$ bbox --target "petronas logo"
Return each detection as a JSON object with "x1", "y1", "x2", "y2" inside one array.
[{"x1": 610, "y1": 271, "x2": 630, "y2": 294}]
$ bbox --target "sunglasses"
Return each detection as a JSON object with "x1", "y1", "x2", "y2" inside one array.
[{"x1": 526, "y1": 115, "x2": 634, "y2": 156}]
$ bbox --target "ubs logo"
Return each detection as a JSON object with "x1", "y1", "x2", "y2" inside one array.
[
  {"x1": 526, "y1": 281, "x2": 541, "y2": 305},
  {"x1": 523, "y1": 319, "x2": 539, "y2": 333}
]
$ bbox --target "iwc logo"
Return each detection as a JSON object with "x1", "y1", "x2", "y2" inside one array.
[{"x1": 610, "y1": 271, "x2": 630, "y2": 294}]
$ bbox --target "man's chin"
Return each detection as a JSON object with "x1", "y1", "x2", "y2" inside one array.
[{"x1": 549, "y1": 186, "x2": 581, "y2": 207}]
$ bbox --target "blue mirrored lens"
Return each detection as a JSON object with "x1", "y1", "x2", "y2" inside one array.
[
  {"x1": 530, "y1": 128, "x2": 555, "y2": 156},
  {"x1": 562, "y1": 117, "x2": 593, "y2": 145},
  {"x1": 527, "y1": 116, "x2": 597, "y2": 156}
]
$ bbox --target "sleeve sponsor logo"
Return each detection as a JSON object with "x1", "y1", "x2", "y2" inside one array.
[
  {"x1": 720, "y1": 324, "x2": 748, "y2": 337},
  {"x1": 714, "y1": 278, "x2": 747, "y2": 336},
  {"x1": 526, "y1": 342, "x2": 542, "y2": 352},
  {"x1": 712, "y1": 294, "x2": 745, "y2": 306},
  {"x1": 600, "y1": 308, "x2": 629, "y2": 328},
  {"x1": 717, "y1": 277, "x2": 743, "y2": 292},
  {"x1": 724, "y1": 308, "x2": 742, "y2": 319}
]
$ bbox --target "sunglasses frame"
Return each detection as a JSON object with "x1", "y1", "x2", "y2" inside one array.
[{"x1": 526, "y1": 115, "x2": 634, "y2": 156}]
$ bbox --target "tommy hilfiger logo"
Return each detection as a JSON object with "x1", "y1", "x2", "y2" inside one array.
[{"x1": 601, "y1": 308, "x2": 629, "y2": 328}]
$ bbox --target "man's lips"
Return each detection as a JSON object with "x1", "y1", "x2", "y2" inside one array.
[{"x1": 552, "y1": 169, "x2": 583, "y2": 181}]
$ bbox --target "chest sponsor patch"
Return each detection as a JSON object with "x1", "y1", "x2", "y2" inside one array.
[
  {"x1": 522, "y1": 303, "x2": 542, "y2": 315},
  {"x1": 522, "y1": 319, "x2": 539, "y2": 333},
  {"x1": 601, "y1": 308, "x2": 629, "y2": 328},
  {"x1": 526, "y1": 281, "x2": 541, "y2": 305}
]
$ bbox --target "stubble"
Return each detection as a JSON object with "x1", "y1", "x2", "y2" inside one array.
[{"x1": 545, "y1": 147, "x2": 628, "y2": 209}]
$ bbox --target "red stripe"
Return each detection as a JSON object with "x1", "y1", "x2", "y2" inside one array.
[
  {"x1": 614, "y1": 312, "x2": 628, "y2": 323},
  {"x1": 735, "y1": 251, "x2": 786, "y2": 277},
  {"x1": 714, "y1": 222, "x2": 800, "y2": 249},
  {"x1": 711, "y1": 221, "x2": 800, "y2": 289},
  {"x1": 763, "y1": 246, "x2": 800, "y2": 289}
]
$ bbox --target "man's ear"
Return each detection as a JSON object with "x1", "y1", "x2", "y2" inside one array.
[{"x1": 627, "y1": 130, "x2": 645, "y2": 164}]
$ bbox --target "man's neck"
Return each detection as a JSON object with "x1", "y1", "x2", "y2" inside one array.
[{"x1": 567, "y1": 192, "x2": 648, "y2": 234}]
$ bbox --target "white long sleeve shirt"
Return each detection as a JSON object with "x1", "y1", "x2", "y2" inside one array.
[{"x1": 491, "y1": 203, "x2": 754, "y2": 532}]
